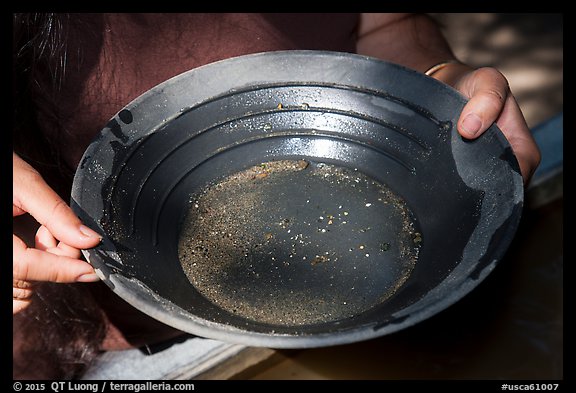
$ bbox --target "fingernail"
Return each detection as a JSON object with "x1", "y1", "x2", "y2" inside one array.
[
  {"x1": 79, "y1": 225, "x2": 102, "y2": 240},
  {"x1": 77, "y1": 272, "x2": 101, "y2": 282},
  {"x1": 461, "y1": 113, "x2": 482, "y2": 136}
]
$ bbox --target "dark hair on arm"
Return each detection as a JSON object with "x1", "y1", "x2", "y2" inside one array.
[
  {"x1": 13, "y1": 13, "x2": 102, "y2": 184},
  {"x1": 13, "y1": 13, "x2": 71, "y2": 92},
  {"x1": 13, "y1": 13, "x2": 72, "y2": 186}
]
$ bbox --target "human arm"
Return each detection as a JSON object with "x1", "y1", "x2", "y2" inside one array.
[{"x1": 356, "y1": 13, "x2": 541, "y2": 185}]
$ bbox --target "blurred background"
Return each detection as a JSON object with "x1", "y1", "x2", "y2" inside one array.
[{"x1": 245, "y1": 13, "x2": 564, "y2": 380}]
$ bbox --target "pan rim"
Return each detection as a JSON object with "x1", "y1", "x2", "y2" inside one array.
[{"x1": 72, "y1": 50, "x2": 524, "y2": 348}]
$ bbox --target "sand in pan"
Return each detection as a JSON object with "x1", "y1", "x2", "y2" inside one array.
[{"x1": 178, "y1": 160, "x2": 421, "y2": 326}]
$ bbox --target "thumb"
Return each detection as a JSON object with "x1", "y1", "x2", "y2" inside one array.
[
  {"x1": 13, "y1": 152, "x2": 102, "y2": 249},
  {"x1": 456, "y1": 67, "x2": 510, "y2": 139}
]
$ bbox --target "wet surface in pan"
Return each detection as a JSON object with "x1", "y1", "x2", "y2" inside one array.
[{"x1": 178, "y1": 160, "x2": 422, "y2": 326}]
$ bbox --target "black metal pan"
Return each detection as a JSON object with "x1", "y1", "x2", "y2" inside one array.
[{"x1": 71, "y1": 50, "x2": 523, "y2": 348}]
